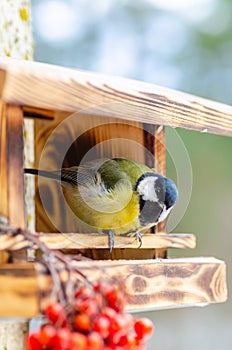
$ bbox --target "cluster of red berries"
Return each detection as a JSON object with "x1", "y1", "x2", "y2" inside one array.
[{"x1": 26, "y1": 282, "x2": 154, "y2": 350}]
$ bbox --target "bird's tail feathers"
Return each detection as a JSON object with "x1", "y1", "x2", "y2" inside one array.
[{"x1": 24, "y1": 168, "x2": 61, "y2": 182}]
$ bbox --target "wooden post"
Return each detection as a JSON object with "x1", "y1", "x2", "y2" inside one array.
[
  {"x1": 0, "y1": 103, "x2": 27, "y2": 265},
  {"x1": 0, "y1": 103, "x2": 10, "y2": 264},
  {"x1": 0, "y1": 1, "x2": 33, "y2": 349},
  {"x1": 0, "y1": 104, "x2": 25, "y2": 229}
]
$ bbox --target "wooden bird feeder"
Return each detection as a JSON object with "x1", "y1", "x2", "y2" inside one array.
[{"x1": 0, "y1": 57, "x2": 229, "y2": 317}]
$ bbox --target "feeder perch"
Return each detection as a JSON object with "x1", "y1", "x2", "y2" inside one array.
[{"x1": 0, "y1": 57, "x2": 229, "y2": 316}]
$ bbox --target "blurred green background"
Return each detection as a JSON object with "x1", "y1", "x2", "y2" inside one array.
[{"x1": 31, "y1": 1, "x2": 232, "y2": 349}]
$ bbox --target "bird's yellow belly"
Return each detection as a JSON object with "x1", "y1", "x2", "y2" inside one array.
[
  {"x1": 93, "y1": 197, "x2": 140, "y2": 234},
  {"x1": 64, "y1": 190, "x2": 140, "y2": 235}
]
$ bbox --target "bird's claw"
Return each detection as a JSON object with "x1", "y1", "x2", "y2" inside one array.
[
  {"x1": 104, "y1": 230, "x2": 114, "y2": 253},
  {"x1": 104, "y1": 230, "x2": 142, "y2": 251},
  {"x1": 135, "y1": 232, "x2": 143, "y2": 248}
]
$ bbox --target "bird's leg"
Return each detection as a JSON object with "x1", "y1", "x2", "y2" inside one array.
[
  {"x1": 126, "y1": 231, "x2": 143, "y2": 248},
  {"x1": 135, "y1": 232, "x2": 143, "y2": 248},
  {"x1": 103, "y1": 230, "x2": 115, "y2": 253}
]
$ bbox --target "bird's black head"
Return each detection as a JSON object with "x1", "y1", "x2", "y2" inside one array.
[
  {"x1": 135, "y1": 172, "x2": 178, "y2": 226},
  {"x1": 164, "y1": 177, "x2": 178, "y2": 209}
]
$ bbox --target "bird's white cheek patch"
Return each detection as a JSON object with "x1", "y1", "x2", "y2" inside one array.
[
  {"x1": 158, "y1": 206, "x2": 172, "y2": 222},
  {"x1": 137, "y1": 176, "x2": 159, "y2": 202}
]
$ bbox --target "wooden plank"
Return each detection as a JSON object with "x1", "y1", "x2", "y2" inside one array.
[
  {"x1": 6, "y1": 104, "x2": 25, "y2": 228},
  {"x1": 23, "y1": 106, "x2": 55, "y2": 120},
  {"x1": 0, "y1": 104, "x2": 25, "y2": 227},
  {"x1": 0, "y1": 257, "x2": 227, "y2": 316},
  {"x1": 0, "y1": 58, "x2": 232, "y2": 136},
  {"x1": 0, "y1": 233, "x2": 196, "y2": 250},
  {"x1": 154, "y1": 125, "x2": 166, "y2": 235},
  {"x1": 39, "y1": 233, "x2": 196, "y2": 250},
  {"x1": 0, "y1": 68, "x2": 6, "y2": 96},
  {"x1": 0, "y1": 104, "x2": 26, "y2": 262},
  {"x1": 79, "y1": 257, "x2": 228, "y2": 311},
  {"x1": 0, "y1": 103, "x2": 8, "y2": 219},
  {"x1": 0, "y1": 263, "x2": 38, "y2": 317},
  {"x1": 0, "y1": 102, "x2": 25, "y2": 262}
]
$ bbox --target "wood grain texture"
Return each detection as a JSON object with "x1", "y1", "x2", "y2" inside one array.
[
  {"x1": 0, "y1": 263, "x2": 38, "y2": 317},
  {"x1": 0, "y1": 258, "x2": 227, "y2": 316},
  {"x1": 79, "y1": 257, "x2": 227, "y2": 311},
  {"x1": 155, "y1": 125, "x2": 166, "y2": 233},
  {"x1": 6, "y1": 104, "x2": 25, "y2": 228},
  {"x1": 0, "y1": 107, "x2": 10, "y2": 260},
  {"x1": 23, "y1": 106, "x2": 55, "y2": 120},
  {"x1": 0, "y1": 58, "x2": 232, "y2": 135},
  {"x1": 154, "y1": 125, "x2": 167, "y2": 235},
  {"x1": 0, "y1": 232, "x2": 196, "y2": 250},
  {"x1": 0, "y1": 69, "x2": 6, "y2": 96},
  {"x1": 0, "y1": 103, "x2": 8, "y2": 219},
  {"x1": 0, "y1": 104, "x2": 26, "y2": 262},
  {"x1": 0, "y1": 104, "x2": 25, "y2": 228}
]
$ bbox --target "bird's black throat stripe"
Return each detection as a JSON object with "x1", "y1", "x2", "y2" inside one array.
[{"x1": 139, "y1": 198, "x2": 163, "y2": 226}]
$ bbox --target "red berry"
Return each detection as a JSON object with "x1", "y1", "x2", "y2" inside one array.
[
  {"x1": 105, "y1": 288, "x2": 124, "y2": 312},
  {"x1": 118, "y1": 333, "x2": 136, "y2": 348},
  {"x1": 45, "y1": 302, "x2": 67, "y2": 327},
  {"x1": 87, "y1": 331, "x2": 103, "y2": 350},
  {"x1": 70, "y1": 332, "x2": 88, "y2": 350},
  {"x1": 106, "y1": 330, "x2": 122, "y2": 346},
  {"x1": 101, "y1": 307, "x2": 117, "y2": 321},
  {"x1": 75, "y1": 298, "x2": 99, "y2": 318},
  {"x1": 122, "y1": 313, "x2": 134, "y2": 330},
  {"x1": 26, "y1": 332, "x2": 42, "y2": 350},
  {"x1": 93, "y1": 316, "x2": 110, "y2": 338},
  {"x1": 93, "y1": 282, "x2": 108, "y2": 293},
  {"x1": 53, "y1": 327, "x2": 71, "y2": 350},
  {"x1": 109, "y1": 313, "x2": 131, "y2": 334},
  {"x1": 73, "y1": 313, "x2": 92, "y2": 333},
  {"x1": 39, "y1": 324, "x2": 56, "y2": 347},
  {"x1": 75, "y1": 286, "x2": 93, "y2": 299},
  {"x1": 134, "y1": 318, "x2": 154, "y2": 340}
]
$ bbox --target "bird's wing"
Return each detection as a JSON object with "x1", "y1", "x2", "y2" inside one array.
[
  {"x1": 61, "y1": 159, "x2": 134, "y2": 213},
  {"x1": 61, "y1": 159, "x2": 130, "y2": 188},
  {"x1": 61, "y1": 166, "x2": 96, "y2": 186},
  {"x1": 60, "y1": 158, "x2": 109, "y2": 186}
]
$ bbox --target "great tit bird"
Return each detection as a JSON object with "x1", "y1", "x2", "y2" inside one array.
[{"x1": 24, "y1": 157, "x2": 178, "y2": 251}]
